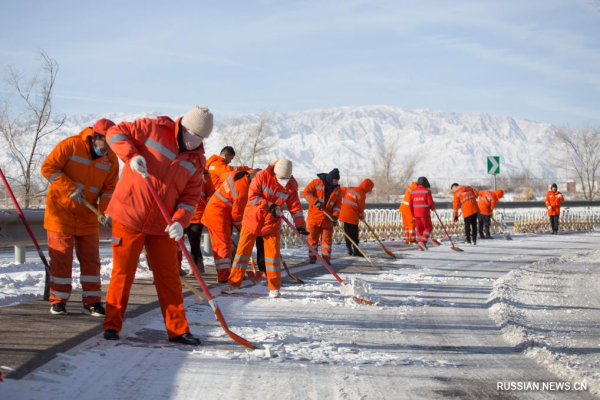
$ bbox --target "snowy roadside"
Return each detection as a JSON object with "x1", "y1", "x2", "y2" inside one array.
[
  {"x1": 489, "y1": 251, "x2": 600, "y2": 396},
  {"x1": 0, "y1": 256, "x2": 153, "y2": 307}
]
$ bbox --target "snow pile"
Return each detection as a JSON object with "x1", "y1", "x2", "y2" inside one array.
[
  {"x1": 489, "y1": 251, "x2": 600, "y2": 395},
  {"x1": 339, "y1": 277, "x2": 371, "y2": 299},
  {"x1": 0, "y1": 256, "x2": 154, "y2": 307}
]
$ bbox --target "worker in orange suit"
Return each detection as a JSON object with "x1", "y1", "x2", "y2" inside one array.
[
  {"x1": 206, "y1": 146, "x2": 252, "y2": 189},
  {"x1": 40, "y1": 119, "x2": 118, "y2": 316},
  {"x1": 302, "y1": 168, "x2": 343, "y2": 263},
  {"x1": 201, "y1": 170, "x2": 252, "y2": 282},
  {"x1": 223, "y1": 159, "x2": 307, "y2": 298},
  {"x1": 339, "y1": 179, "x2": 374, "y2": 256},
  {"x1": 182, "y1": 169, "x2": 215, "y2": 275},
  {"x1": 451, "y1": 183, "x2": 480, "y2": 245},
  {"x1": 477, "y1": 189, "x2": 504, "y2": 239},
  {"x1": 409, "y1": 177, "x2": 436, "y2": 251},
  {"x1": 103, "y1": 106, "x2": 213, "y2": 346},
  {"x1": 399, "y1": 181, "x2": 418, "y2": 245},
  {"x1": 546, "y1": 183, "x2": 564, "y2": 234}
]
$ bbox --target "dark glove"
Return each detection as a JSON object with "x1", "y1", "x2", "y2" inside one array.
[
  {"x1": 454, "y1": 216, "x2": 459, "y2": 222},
  {"x1": 332, "y1": 216, "x2": 339, "y2": 227},
  {"x1": 297, "y1": 227, "x2": 309, "y2": 236},
  {"x1": 269, "y1": 203, "x2": 282, "y2": 218},
  {"x1": 314, "y1": 201, "x2": 323, "y2": 210}
]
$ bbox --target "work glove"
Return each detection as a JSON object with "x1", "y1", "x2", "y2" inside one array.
[
  {"x1": 69, "y1": 188, "x2": 84, "y2": 204},
  {"x1": 454, "y1": 216, "x2": 459, "y2": 223},
  {"x1": 269, "y1": 203, "x2": 282, "y2": 218},
  {"x1": 314, "y1": 201, "x2": 323, "y2": 210},
  {"x1": 165, "y1": 222, "x2": 184, "y2": 241},
  {"x1": 548, "y1": 206, "x2": 552, "y2": 210},
  {"x1": 297, "y1": 227, "x2": 309, "y2": 236},
  {"x1": 98, "y1": 214, "x2": 112, "y2": 227},
  {"x1": 332, "y1": 216, "x2": 339, "y2": 227},
  {"x1": 130, "y1": 155, "x2": 148, "y2": 177}
]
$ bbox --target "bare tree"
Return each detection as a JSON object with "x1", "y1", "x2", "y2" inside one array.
[
  {"x1": 0, "y1": 50, "x2": 65, "y2": 207},
  {"x1": 371, "y1": 140, "x2": 419, "y2": 202},
  {"x1": 553, "y1": 125, "x2": 600, "y2": 200},
  {"x1": 221, "y1": 112, "x2": 278, "y2": 168}
]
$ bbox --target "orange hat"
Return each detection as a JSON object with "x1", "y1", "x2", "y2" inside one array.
[
  {"x1": 495, "y1": 189, "x2": 504, "y2": 199},
  {"x1": 93, "y1": 119, "x2": 116, "y2": 136},
  {"x1": 360, "y1": 179, "x2": 374, "y2": 194}
]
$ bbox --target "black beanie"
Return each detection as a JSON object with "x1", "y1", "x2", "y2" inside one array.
[
  {"x1": 451, "y1": 183, "x2": 459, "y2": 189},
  {"x1": 328, "y1": 168, "x2": 340, "y2": 181},
  {"x1": 551, "y1": 183, "x2": 558, "y2": 190}
]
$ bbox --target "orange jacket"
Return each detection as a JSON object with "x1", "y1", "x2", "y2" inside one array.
[
  {"x1": 545, "y1": 190, "x2": 564, "y2": 216},
  {"x1": 452, "y1": 186, "x2": 480, "y2": 218},
  {"x1": 302, "y1": 175, "x2": 343, "y2": 227},
  {"x1": 399, "y1": 182, "x2": 417, "y2": 215},
  {"x1": 206, "y1": 154, "x2": 251, "y2": 189},
  {"x1": 477, "y1": 190, "x2": 500, "y2": 216},
  {"x1": 201, "y1": 171, "x2": 250, "y2": 233},
  {"x1": 41, "y1": 128, "x2": 119, "y2": 236},
  {"x1": 339, "y1": 179, "x2": 374, "y2": 225},
  {"x1": 242, "y1": 163, "x2": 306, "y2": 236},
  {"x1": 106, "y1": 116, "x2": 205, "y2": 235},
  {"x1": 409, "y1": 185, "x2": 436, "y2": 218},
  {"x1": 190, "y1": 173, "x2": 215, "y2": 224}
]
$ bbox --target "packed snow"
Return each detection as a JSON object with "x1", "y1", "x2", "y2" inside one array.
[{"x1": 1, "y1": 233, "x2": 599, "y2": 399}]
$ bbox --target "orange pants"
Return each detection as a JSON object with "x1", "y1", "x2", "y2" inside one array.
[
  {"x1": 308, "y1": 223, "x2": 333, "y2": 261},
  {"x1": 207, "y1": 228, "x2": 233, "y2": 282},
  {"x1": 401, "y1": 212, "x2": 416, "y2": 243},
  {"x1": 415, "y1": 216, "x2": 433, "y2": 245},
  {"x1": 47, "y1": 230, "x2": 101, "y2": 307},
  {"x1": 103, "y1": 220, "x2": 189, "y2": 339},
  {"x1": 228, "y1": 227, "x2": 281, "y2": 290}
]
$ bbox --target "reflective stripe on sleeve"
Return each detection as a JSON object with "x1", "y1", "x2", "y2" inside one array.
[
  {"x1": 144, "y1": 138, "x2": 176, "y2": 161},
  {"x1": 216, "y1": 191, "x2": 234, "y2": 207},
  {"x1": 180, "y1": 161, "x2": 197, "y2": 175},
  {"x1": 108, "y1": 133, "x2": 129, "y2": 146},
  {"x1": 176, "y1": 203, "x2": 195, "y2": 213},
  {"x1": 48, "y1": 171, "x2": 61, "y2": 183}
]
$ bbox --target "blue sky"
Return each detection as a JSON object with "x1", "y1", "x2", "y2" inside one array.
[{"x1": 1, "y1": 0, "x2": 599, "y2": 125}]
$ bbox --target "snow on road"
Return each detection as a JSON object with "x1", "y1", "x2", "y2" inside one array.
[{"x1": 1, "y1": 233, "x2": 600, "y2": 399}]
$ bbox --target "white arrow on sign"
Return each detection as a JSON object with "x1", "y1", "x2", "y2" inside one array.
[{"x1": 488, "y1": 157, "x2": 499, "y2": 174}]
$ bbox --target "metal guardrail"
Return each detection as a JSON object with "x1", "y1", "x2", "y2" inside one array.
[{"x1": 0, "y1": 209, "x2": 112, "y2": 247}]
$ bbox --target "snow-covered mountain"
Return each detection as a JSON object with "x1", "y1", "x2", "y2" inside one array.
[{"x1": 0, "y1": 105, "x2": 557, "y2": 190}]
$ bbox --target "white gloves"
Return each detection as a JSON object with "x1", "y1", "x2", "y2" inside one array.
[
  {"x1": 130, "y1": 155, "x2": 148, "y2": 177},
  {"x1": 69, "y1": 188, "x2": 84, "y2": 204},
  {"x1": 98, "y1": 214, "x2": 112, "y2": 227},
  {"x1": 165, "y1": 222, "x2": 184, "y2": 241},
  {"x1": 548, "y1": 206, "x2": 552, "y2": 210}
]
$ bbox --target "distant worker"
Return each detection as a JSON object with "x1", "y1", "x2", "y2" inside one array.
[
  {"x1": 224, "y1": 159, "x2": 307, "y2": 298},
  {"x1": 40, "y1": 119, "x2": 118, "y2": 316},
  {"x1": 546, "y1": 183, "x2": 564, "y2": 235},
  {"x1": 451, "y1": 183, "x2": 480, "y2": 245},
  {"x1": 399, "y1": 181, "x2": 418, "y2": 245},
  {"x1": 201, "y1": 170, "x2": 252, "y2": 283},
  {"x1": 409, "y1": 177, "x2": 435, "y2": 251},
  {"x1": 477, "y1": 189, "x2": 504, "y2": 239},
  {"x1": 302, "y1": 168, "x2": 343, "y2": 263},
  {"x1": 103, "y1": 106, "x2": 213, "y2": 345},
  {"x1": 339, "y1": 179, "x2": 374, "y2": 256}
]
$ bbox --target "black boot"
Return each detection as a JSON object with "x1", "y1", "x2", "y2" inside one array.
[
  {"x1": 169, "y1": 333, "x2": 201, "y2": 346},
  {"x1": 347, "y1": 247, "x2": 353, "y2": 256},
  {"x1": 104, "y1": 329, "x2": 120, "y2": 341}
]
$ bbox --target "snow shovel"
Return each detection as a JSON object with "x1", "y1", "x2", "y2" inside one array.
[
  {"x1": 143, "y1": 175, "x2": 256, "y2": 349},
  {"x1": 439, "y1": 211, "x2": 461, "y2": 242},
  {"x1": 246, "y1": 256, "x2": 263, "y2": 284},
  {"x1": 434, "y1": 211, "x2": 463, "y2": 252},
  {"x1": 322, "y1": 210, "x2": 374, "y2": 266},
  {"x1": 282, "y1": 260, "x2": 305, "y2": 284},
  {"x1": 361, "y1": 220, "x2": 396, "y2": 258},
  {"x1": 0, "y1": 167, "x2": 51, "y2": 300},
  {"x1": 281, "y1": 215, "x2": 372, "y2": 305}
]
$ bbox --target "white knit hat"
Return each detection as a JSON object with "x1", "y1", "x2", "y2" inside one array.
[
  {"x1": 181, "y1": 106, "x2": 214, "y2": 138},
  {"x1": 274, "y1": 158, "x2": 293, "y2": 179}
]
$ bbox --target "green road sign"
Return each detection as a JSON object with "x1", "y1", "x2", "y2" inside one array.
[{"x1": 487, "y1": 156, "x2": 500, "y2": 174}]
